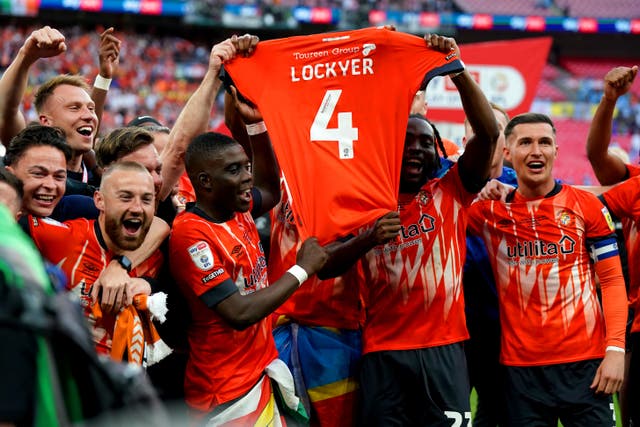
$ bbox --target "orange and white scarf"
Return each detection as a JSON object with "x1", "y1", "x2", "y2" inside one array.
[{"x1": 93, "y1": 292, "x2": 172, "y2": 366}]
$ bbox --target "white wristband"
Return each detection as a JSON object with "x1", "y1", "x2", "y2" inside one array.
[
  {"x1": 94, "y1": 74, "x2": 112, "y2": 91},
  {"x1": 246, "y1": 121, "x2": 267, "y2": 136},
  {"x1": 605, "y1": 346, "x2": 626, "y2": 353},
  {"x1": 286, "y1": 265, "x2": 308, "y2": 287},
  {"x1": 450, "y1": 60, "x2": 466, "y2": 79}
]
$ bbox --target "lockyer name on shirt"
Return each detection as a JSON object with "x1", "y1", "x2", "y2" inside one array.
[{"x1": 290, "y1": 44, "x2": 376, "y2": 82}]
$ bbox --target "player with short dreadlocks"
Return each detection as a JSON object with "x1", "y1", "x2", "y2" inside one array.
[
  {"x1": 407, "y1": 114, "x2": 452, "y2": 180},
  {"x1": 321, "y1": 34, "x2": 500, "y2": 425}
]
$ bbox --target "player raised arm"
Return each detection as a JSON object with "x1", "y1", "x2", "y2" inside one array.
[
  {"x1": 586, "y1": 66, "x2": 638, "y2": 185},
  {"x1": 159, "y1": 34, "x2": 259, "y2": 202},
  {"x1": 90, "y1": 27, "x2": 121, "y2": 133},
  {"x1": 425, "y1": 34, "x2": 499, "y2": 193},
  {"x1": 0, "y1": 26, "x2": 66, "y2": 145},
  {"x1": 227, "y1": 84, "x2": 280, "y2": 217}
]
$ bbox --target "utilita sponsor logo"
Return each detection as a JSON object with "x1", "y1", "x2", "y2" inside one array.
[
  {"x1": 506, "y1": 236, "x2": 575, "y2": 258},
  {"x1": 399, "y1": 213, "x2": 435, "y2": 239}
]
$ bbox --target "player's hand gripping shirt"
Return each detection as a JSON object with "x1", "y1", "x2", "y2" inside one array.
[
  {"x1": 269, "y1": 177, "x2": 364, "y2": 329},
  {"x1": 169, "y1": 207, "x2": 278, "y2": 411},
  {"x1": 468, "y1": 184, "x2": 627, "y2": 366},
  {"x1": 359, "y1": 164, "x2": 475, "y2": 354},
  {"x1": 26, "y1": 216, "x2": 163, "y2": 354},
  {"x1": 224, "y1": 27, "x2": 462, "y2": 244},
  {"x1": 602, "y1": 169, "x2": 640, "y2": 334}
]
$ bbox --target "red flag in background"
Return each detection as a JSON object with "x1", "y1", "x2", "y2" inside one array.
[{"x1": 426, "y1": 37, "x2": 552, "y2": 123}]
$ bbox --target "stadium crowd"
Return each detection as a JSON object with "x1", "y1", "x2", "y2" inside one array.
[
  {"x1": 3, "y1": 22, "x2": 639, "y2": 163},
  {"x1": 0, "y1": 24, "x2": 220, "y2": 135},
  {"x1": 0, "y1": 21, "x2": 639, "y2": 427}
]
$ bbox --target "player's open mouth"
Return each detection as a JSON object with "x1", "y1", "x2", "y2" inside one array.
[
  {"x1": 404, "y1": 159, "x2": 423, "y2": 174},
  {"x1": 239, "y1": 189, "x2": 252, "y2": 203},
  {"x1": 77, "y1": 126, "x2": 93, "y2": 137},
  {"x1": 123, "y1": 218, "x2": 143, "y2": 235},
  {"x1": 527, "y1": 161, "x2": 544, "y2": 170},
  {"x1": 34, "y1": 194, "x2": 56, "y2": 204}
]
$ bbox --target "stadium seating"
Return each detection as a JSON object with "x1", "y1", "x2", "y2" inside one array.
[
  {"x1": 551, "y1": 118, "x2": 634, "y2": 184},
  {"x1": 556, "y1": 0, "x2": 640, "y2": 19},
  {"x1": 535, "y1": 79, "x2": 568, "y2": 102},
  {"x1": 454, "y1": 0, "x2": 639, "y2": 18},
  {"x1": 1, "y1": 23, "x2": 638, "y2": 185},
  {"x1": 453, "y1": 0, "x2": 561, "y2": 17},
  {"x1": 561, "y1": 58, "x2": 640, "y2": 80},
  {"x1": 560, "y1": 58, "x2": 640, "y2": 98}
]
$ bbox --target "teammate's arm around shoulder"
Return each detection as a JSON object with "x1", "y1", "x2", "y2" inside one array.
[
  {"x1": 475, "y1": 178, "x2": 513, "y2": 202},
  {"x1": 216, "y1": 237, "x2": 328, "y2": 330},
  {"x1": 425, "y1": 34, "x2": 499, "y2": 193},
  {"x1": 92, "y1": 216, "x2": 169, "y2": 314}
]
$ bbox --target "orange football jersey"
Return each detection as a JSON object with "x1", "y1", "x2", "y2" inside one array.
[
  {"x1": 359, "y1": 164, "x2": 475, "y2": 354},
  {"x1": 269, "y1": 177, "x2": 364, "y2": 329},
  {"x1": 468, "y1": 184, "x2": 627, "y2": 366},
  {"x1": 224, "y1": 27, "x2": 463, "y2": 244},
  {"x1": 169, "y1": 207, "x2": 277, "y2": 411},
  {"x1": 602, "y1": 167, "x2": 640, "y2": 334},
  {"x1": 27, "y1": 216, "x2": 163, "y2": 354}
]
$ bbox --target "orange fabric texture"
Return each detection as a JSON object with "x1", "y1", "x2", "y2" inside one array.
[
  {"x1": 602, "y1": 169, "x2": 640, "y2": 333},
  {"x1": 359, "y1": 164, "x2": 475, "y2": 354},
  {"x1": 92, "y1": 294, "x2": 168, "y2": 366},
  {"x1": 176, "y1": 172, "x2": 196, "y2": 206},
  {"x1": 28, "y1": 217, "x2": 163, "y2": 354},
  {"x1": 442, "y1": 137, "x2": 461, "y2": 157},
  {"x1": 169, "y1": 208, "x2": 278, "y2": 411},
  {"x1": 468, "y1": 185, "x2": 626, "y2": 366},
  {"x1": 594, "y1": 256, "x2": 628, "y2": 349},
  {"x1": 225, "y1": 27, "x2": 463, "y2": 244},
  {"x1": 269, "y1": 177, "x2": 364, "y2": 330}
]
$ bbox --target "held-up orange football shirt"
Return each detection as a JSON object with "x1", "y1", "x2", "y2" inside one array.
[{"x1": 224, "y1": 27, "x2": 463, "y2": 244}]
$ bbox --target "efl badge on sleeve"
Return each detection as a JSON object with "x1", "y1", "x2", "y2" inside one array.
[
  {"x1": 188, "y1": 241, "x2": 214, "y2": 271},
  {"x1": 601, "y1": 207, "x2": 615, "y2": 232}
]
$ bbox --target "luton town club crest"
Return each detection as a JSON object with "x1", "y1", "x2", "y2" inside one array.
[{"x1": 417, "y1": 190, "x2": 430, "y2": 206}]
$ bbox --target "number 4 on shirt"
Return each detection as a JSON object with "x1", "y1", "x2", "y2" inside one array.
[{"x1": 310, "y1": 89, "x2": 359, "y2": 159}]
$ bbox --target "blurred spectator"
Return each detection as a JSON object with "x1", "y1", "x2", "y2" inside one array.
[
  {"x1": 0, "y1": 24, "x2": 225, "y2": 139},
  {"x1": 2, "y1": 21, "x2": 637, "y2": 187}
]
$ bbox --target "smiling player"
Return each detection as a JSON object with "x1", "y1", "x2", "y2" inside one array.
[{"x1": 23, "y1": 161, "x2": 165, "y2": 354}]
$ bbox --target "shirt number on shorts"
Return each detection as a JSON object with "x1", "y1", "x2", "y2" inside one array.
[
  {"x1": 310, "y1": 89, "x2": 358, "y2": 160},
  {"x1": 444, "y1": 410, "x2": 471, "y2": 427}
]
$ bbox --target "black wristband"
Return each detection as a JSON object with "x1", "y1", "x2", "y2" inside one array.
[{"x1": 112, "y1": 255, "x2": 132, "y2": 273}]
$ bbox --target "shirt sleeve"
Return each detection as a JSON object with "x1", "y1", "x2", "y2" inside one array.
[
  {"x1": 169, "y1": 221, "x2": 239, "y2": 305},
  {"x1": 594, "y1": 255, "x2": 627, "y2": 349},
  {"x1": 601, "y1": 175, "x2": 640, "y2": 221},
  {"x1": 466, "y1": 200, "x2": 486, "y2": 236},
  {"x1": 584, "y1": 192, "x2": 627, "y2": 349},
  {"x1": 28, "y1": 217, "x2": 77, "y2": 264}
]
